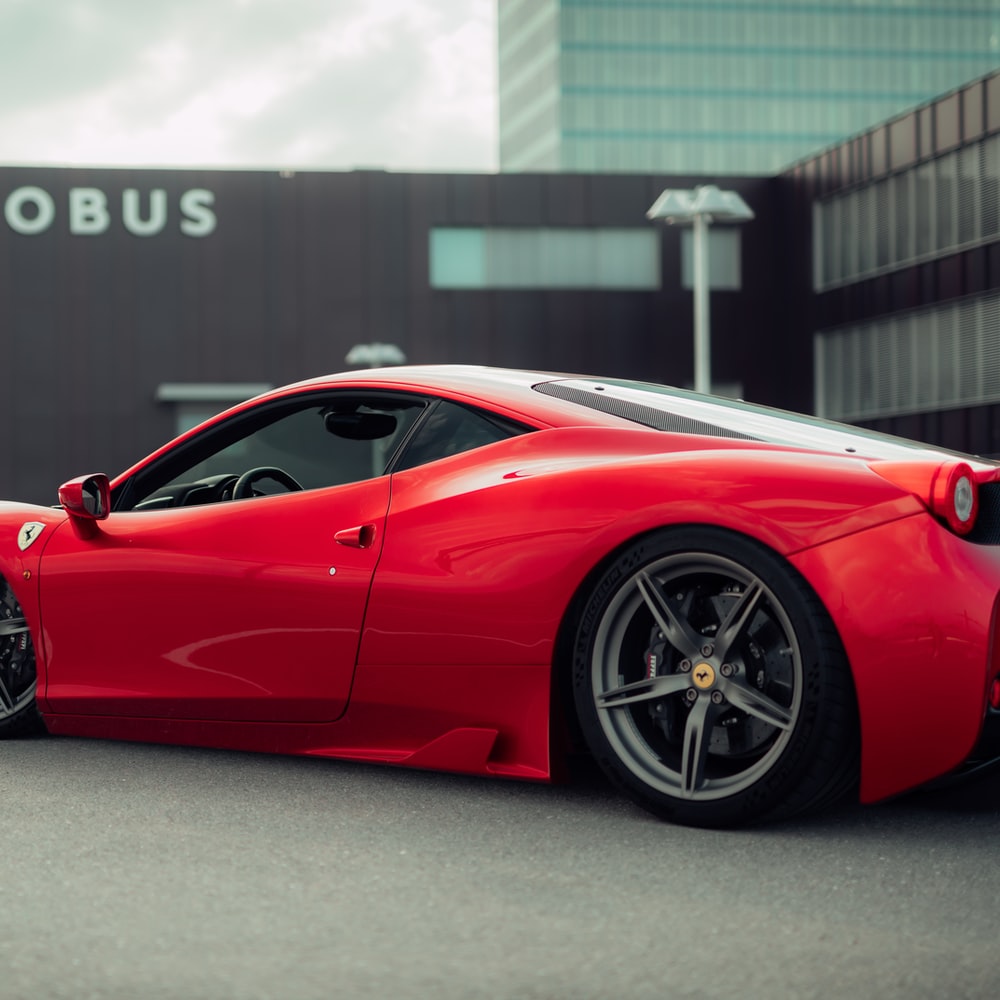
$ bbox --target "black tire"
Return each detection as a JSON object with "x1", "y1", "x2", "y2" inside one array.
[
  {"x1": 572, "y1": 527, "x2": 858, "y2": 828},
  {"x1": 0, "y1": 577, "x2": 44, "y2": 737}
]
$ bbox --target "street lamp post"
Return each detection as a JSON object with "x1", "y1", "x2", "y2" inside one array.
[{"x1": 646, "y1": 185, "x2": 754, "y2": 395}]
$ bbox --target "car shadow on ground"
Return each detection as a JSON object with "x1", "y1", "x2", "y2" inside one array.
[
  {"x1": 16, "y1": 733, "x2": 1000, "y2": 832},
  {"x1": 559, "y1": 750, "x2": 1000, "y2": 831}
]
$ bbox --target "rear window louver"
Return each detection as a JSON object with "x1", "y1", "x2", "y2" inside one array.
[{"x1": 534, "y1": 382, "x2": 761, "y2": 441}]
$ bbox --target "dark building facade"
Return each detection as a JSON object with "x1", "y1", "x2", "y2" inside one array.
[{"x1": 1, "y1": 167, "x2": 785, "y2": 504}]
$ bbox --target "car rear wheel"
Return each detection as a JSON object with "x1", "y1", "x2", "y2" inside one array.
[
  {"x1": 572, "y1": 527, "x2": 858, "y2": 828},
  {"x1": 0, "y1": 578, "x2": 43, "y2": 736}
]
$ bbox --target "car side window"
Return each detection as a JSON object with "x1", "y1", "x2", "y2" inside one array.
[
  {"x1": 392, "y1": 399, "x2": 529, "y2": 472},
  {"x1": 121, "y1": 394, "x2": 425, "y2": 510}
]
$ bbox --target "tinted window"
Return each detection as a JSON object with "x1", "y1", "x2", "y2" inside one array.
[
  {"x1": 393, "y1": 400, "x2": 529, "y2": 471},
  {"x1": 122, "y1": 394, "x2": 425, "y2": 510}
]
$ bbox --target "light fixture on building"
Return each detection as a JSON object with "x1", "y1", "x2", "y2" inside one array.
[
  {"x1": 647, "y1": 185, "x2": 754, "y2": 395},
  {"x1": 344, "y1": 343, "x2": 408, "y2": 369}
]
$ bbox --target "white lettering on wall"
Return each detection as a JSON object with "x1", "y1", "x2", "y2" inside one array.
[
  {"x1": 1, "y1": 186, "x2": 218, "y2": 237},
  {"x1": 4, "y1": 186, "x2": 56, "y2": 235},
  {"x1": 123, "y1": 188, "x2": 168, "y2": 237},
  {"x1": 180, "y1": 189, "x2": 216, "y2": 237},
  {"x1": 69, "y1": 188, "x2": 110, "y2": 235}
]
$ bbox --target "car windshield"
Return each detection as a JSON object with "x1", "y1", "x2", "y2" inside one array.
[{"x1": 534, "y1": 377, "x2": 992, "y2": 463}]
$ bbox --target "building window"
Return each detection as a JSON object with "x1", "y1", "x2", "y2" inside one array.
[{"x1": 429, "y1": 227, "x2": 661, "y2": 289}]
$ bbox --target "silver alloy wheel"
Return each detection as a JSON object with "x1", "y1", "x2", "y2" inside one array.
[{"x1": 590, "y1": 551, "x2": 803, "y2": 802}]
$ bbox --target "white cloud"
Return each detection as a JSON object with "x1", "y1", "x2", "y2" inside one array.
[{"x1": 0, "y1": 0, "x2": 497, "y2": 171}]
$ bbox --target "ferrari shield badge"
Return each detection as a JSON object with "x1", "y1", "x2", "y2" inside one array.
[{"x1": 17, "y1": 522, "x2": 45, "y2": 551}]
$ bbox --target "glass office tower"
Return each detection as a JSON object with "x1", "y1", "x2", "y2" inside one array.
[{"x1": 499, "y1": 0, "x2": 1000, "y2": 174}]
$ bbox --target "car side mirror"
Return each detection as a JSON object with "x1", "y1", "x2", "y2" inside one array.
[{"x1": 58, "y1": 474, "x2": 111, "y2": 521}]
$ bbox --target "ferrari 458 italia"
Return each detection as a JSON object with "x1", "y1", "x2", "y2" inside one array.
[{"x1": 3, "y1": 366, "x2": 999, "y2": 827}]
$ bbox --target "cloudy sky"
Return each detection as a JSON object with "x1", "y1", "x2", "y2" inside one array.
[{"x1": 0, "y1": 0, "x2": 497, "y2": 172}]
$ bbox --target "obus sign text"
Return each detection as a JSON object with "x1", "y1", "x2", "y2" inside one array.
[{"x1": 3, "y1": 186, "x2": 217, "y2": 237}]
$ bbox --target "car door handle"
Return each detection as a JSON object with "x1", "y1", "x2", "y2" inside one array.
[{"x1": 335, "y1": 524, "x2": 377, "y2": 548}]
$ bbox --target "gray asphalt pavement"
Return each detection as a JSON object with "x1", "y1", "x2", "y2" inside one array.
[{"x1": 2, "y1": 736, "x2": 998, "y2": 1000}]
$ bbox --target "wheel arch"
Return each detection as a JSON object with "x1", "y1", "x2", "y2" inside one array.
[{"x1": 549, "y1": 522, "x2": 861, "y2": 819}]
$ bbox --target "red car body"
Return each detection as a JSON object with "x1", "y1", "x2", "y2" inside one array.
[{"x1": 2, "y1": 366, "x2": 999, "y2": 825}]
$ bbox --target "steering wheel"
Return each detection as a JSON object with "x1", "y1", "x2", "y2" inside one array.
[{"x1": 232, "y1": 466, "x2": 304, "y2": 500}]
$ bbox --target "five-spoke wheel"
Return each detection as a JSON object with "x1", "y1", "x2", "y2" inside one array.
[{"x1": 573, "y1": 528, "x2": 858, "y2": 827}]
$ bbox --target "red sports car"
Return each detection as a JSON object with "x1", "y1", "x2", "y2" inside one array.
[{"x1": 2, "y1": 366, "x2": 999, "y2": 827}]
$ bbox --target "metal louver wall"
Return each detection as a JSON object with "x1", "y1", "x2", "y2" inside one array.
[
  {"x1": 813, "y1": 133, "x2": 1000, "y2": 291},
  {"x1": 815, "y1": 292, "x2": 1000, "y2": 421}
]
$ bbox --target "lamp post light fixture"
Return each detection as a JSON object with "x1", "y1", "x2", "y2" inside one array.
[
  {"x1": 344, "y1": 342, "x2": 408, "y2": 369},
  {"x1": 646, "y1": 185, "x2": 754, "y2": 395}
]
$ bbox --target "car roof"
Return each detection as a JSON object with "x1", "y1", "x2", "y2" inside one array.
[{"x1": 260, "y1": 365, "x2": 626, "y2": 430}]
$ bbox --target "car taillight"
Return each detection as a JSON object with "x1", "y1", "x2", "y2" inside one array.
[{"x1": 931, "y1": 462, "x2": 978, "y2": 535}]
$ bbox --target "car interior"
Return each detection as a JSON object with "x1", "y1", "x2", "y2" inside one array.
[{"x1": 117, "y1": 392, "x2": 531, "y2": 512}]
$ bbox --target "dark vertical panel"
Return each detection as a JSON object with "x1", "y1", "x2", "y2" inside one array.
[
  {"x1": 918, "y1": 106, "x2": 935, "y2": 159},
  {"x1": 494, "y1": 293, "x2": 546, "y2": 366},
  {"x1": 988, "y1": 73, "x2": 1000, "y2": 132},
  {"x1": 298, "y1": 171, "x2": 362, "y2": 375},
  {"x1": 447, "y1": 293, "x2": 496, "y2": 364},
  {"x1": 870, "y1": 127, "x2": 888, "y2": 178},
  {"x1": 990, "y1": 405, "x2": 1000, "y2": 457},
  {"x1": 962, "y1": 81, "x2": 984, "y2": 142},
  {"x1": 819, "y1": 150, "x2": 835, "y2": 195},
  {"x1": 543, "y1": 292, "x2": 601, "y2": 372},
  {"x1": 543, "y1": 174, "x2": 589, "y2": 224},
  {"x1": 801, "y1": 157, "x2": 819, "y2": 199},
  {"x1": 842, "y1": 141, "x2": 856, "y2": 189},
  {"x1": 937, "y1": 255, "x2": 963, "y2": 301},
  {"x1": 935, "y1": 93, "x2": 961, "y2": 152},
  {"x1": 588, "y1": 174, "x2": 653, "y2": 226},
  {"x1": 891, "y1": 414, "x2": 923, "y2": 442},
  {"x1": 412, "y1": 295, "x2": 456, "y2": 365},
  {"x1": 494, "y1": 174, "x2": 545, "y2": 224},
  {"x1": 968, "y1": 405, "x2": 992, "y2": 456},
  {"x1": 988, "y1": 243, "x2": 1000, "y2": 287},
  {"x1": 403, "y1": 173, "x2": 450, "y2": 365},
  {"x1": 361, "y1": 172, "x2": 412, "y2": 352},
  {"x1": 918, "y1": 262, "x2": 937, "y2": 305},
  {"x1": 856, "y1": 136, "x2": 871, "y2": 185},
  {"x1": 871, "y1": 275, "x2": 891, "y2": 314},
  {"x1": 919, "y1": 416, "x2": 938, "y2": 447},
  {"x1": 448, "y1": 174, "x2": 492, "y2": 223},
  {"x1": 596, "y1": 294, "x2": 660, "y2": 380},
  {"x1": 890, "y1": 269, "x2": 921, "y2": 311},
  {"x1": 263, "y1": 171, "x2": 305, "y2": 373},
  {"x1": 939, "y1": 409, "x2": 967, "y2": 451},
  {"x1": 816, "y1": 289, "x2": 844, "y2": 327},
  {"x1": 889, "y1": 114, "x2": 917, "y2": 171},
  {"x1": 658, "y1": 225, "x2": 682, "y2": 297},
  {"x1": 838, "y1": 146, "x2": 851, "y2": 191},
  {"x1": 194, "y1": 171, "x2": 269, "y2": 378},
  {"x1": 4, "y1": 168, "x2": 66, "y2": 501},
  {"x1": 964, "y1": 247, "x2": 988, "y2": 296}
]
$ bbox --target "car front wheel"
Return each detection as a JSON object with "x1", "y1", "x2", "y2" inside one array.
[
  {"x1": 0, "y1": 578, "x2": 43, "y2": 736},
  {"x1": 572, "y1": 527, "x2": 858, "y2": 828}
]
